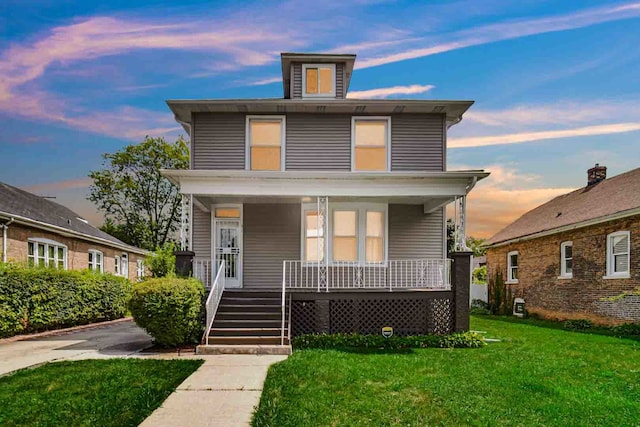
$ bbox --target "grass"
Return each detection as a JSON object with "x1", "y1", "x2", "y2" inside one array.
[
  {"x1": 0, "y1": 358, "x2": 203, "y2": 427},
  {"x1": 253, "y1": 316, "x2": 640, "y2": 426}
]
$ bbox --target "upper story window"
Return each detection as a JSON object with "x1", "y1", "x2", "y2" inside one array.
[
  {"x1": 27, "y1": 239, "x2": 67, "y2": 270},
  {"x1": 507, "y1": 251, "x2": 518, "y2": 283},
  {"x1": 303, "y1": 64, "x2": 335, "y2": 97},
  {"x1": 605, "y1": 231, "x2": 630, "y2": 278},
  {"x1": 559, "y1": 241, "x2": 572, "y2": 278},
  {"x1": 88, "y1": 250, "x2": 104, "y2": 273},
  {"x1": 352, "y1": 117, "x2": 390, "y2": 171},
  {"x1": 246, "y1": 116, "x2": 285, "y2": 171}
]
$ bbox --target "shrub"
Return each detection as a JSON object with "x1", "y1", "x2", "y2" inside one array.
[
  {"x1": 0, "y1": 264, "x2": 131, "y2": 338},
  {"x1": 292, "y1": 332, "x2": 485, "y2": 350},
  {"x1": 563, "y1": 319, "x2": 594, "y2": 331},
  {"x1": 488, "y1": 271, "x2": 513, "y2": 315},
  {"x1": 473, "y1": 265, "x2": 487, "y2": 284},
  {"x1": 129, "y1": 277, "x2": 204, "y2": 347},
  {"x1": 610, "y1": 323, "x2": 640, "y2": 336},
  {"x1": 146, "y1": 243, "x2": 176, "y2": 278}
]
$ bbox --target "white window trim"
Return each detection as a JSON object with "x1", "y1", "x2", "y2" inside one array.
[
  {"x1": 88, "y1": 249, "x2": 104, "y2": 273},
  {"x1": 27, "y1": 238, "x2": 68, "y2": 270},
  {"x1": 604, "y1": 230, "x2": 631, "y2": 279},
  {"x1": 558, "y1": 241, "x2": 573, "y2": 279},
  {"x1": 301, "y1": 202, "x2": 388, "y2": 266},
  {"x1": 121, "y1": 252, "x2": 129, "y2": 279},
  {"x1": 506, "y1": 250, "x2": 518, "y2": 284},
  {"x1": 211, "y1": 203, "x2": 244, "y2": 287},
  {"x1": 114, "y1": 255, "x2": 121, "y2": 275},
  {"x1": 351, "y1": 116, "x2": 392, "y2": 172},
  {"x1": 245, "y1": 115, "x2": 286, "y2": 171},
  {"x1": 136, "y1": 259, "x2": 145, "y2": 281},
  {"x1": 301, "y1": 63, "x2": 336, "y2": 98}
]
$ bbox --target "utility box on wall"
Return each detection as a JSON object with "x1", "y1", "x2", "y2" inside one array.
[{"x1": 513, "y1": 298, "x2": 525, "y2": 318}]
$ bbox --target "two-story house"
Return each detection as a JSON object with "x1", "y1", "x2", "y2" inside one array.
[{"x1": 162, "y1": 52, "x2": 488, "y2": 353}]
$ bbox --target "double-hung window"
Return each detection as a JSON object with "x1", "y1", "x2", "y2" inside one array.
[
  {"x1": 507, "y1": 251, "x2": 518, "y2": 283},
  {"x1": 136, "y1": 259, "x2": 145, "y2": 281},
  {"x1": 606, "y1": 231, "x2": 630, "y2": 278},
  {"x1": 121, "y1": 253, "x2": 129, "y2": 279},
  {"x1": 559, "y1": 241, "x2": 572, "y2": 278},
  {"x1": 246, "y1": 116, "x2": 285, "y2": 171},
  {"x1": 303, "y1": 64, "x2": 335, "y2": 97},
  {"x1": 352, "y1": 117, "x2": 390, "y2": 171},
  {"x1": 27, "y1": 239, "x2": 67, "y2": 269},
  {"x1": 88, "y1": 250, "x2": 104, "y2": 273},
  {"x1": 304, "y1": 211, "x2": 324, "y2": 262},
  {"x1": 333, "y1": 211, "x2": 358, "y2": 262},
  {"x1": 114, "y1": 256, "x2": 120, "y2": 275}
]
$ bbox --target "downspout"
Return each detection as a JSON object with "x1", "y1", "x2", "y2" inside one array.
[{"x1": 2, "y1": 217, "x2": 15, "y2": 263}]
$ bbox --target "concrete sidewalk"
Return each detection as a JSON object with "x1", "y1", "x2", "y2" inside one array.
[{"x1": 139, "y1": 354, "x2": 287, "y2": 427}]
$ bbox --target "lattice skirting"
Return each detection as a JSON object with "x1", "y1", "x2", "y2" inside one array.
[{"x1": 290, "y1": 293, "x2": 455, "y2": 336}]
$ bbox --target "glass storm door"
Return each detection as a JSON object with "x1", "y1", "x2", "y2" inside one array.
[{"x1": 215, "y1": 219, "x2": 241, "y2": 288}]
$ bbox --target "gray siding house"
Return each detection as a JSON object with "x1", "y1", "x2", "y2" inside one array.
[{"x1": 162, "y1": 53, "x2": 488, "y2": 353}]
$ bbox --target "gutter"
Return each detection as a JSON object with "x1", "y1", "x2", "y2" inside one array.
[
  {"x1": 1, "y1": 217, "x2": 15, "y2": 263},
  {"x1": 0, "y1": 212, "x2": 147, "y2": 256},
  {"x1": 486, "y1": 206, "x2": 640, "y2": 249}
]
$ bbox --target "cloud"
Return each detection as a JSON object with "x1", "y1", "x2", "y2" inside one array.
[
  {"x1": 244, "y1": 76, "x2": 283, "y2": 86},
  {"x1": 23, "y1": 178, "x2": 92, "y2": 193},
  {"x1": 356, "y1": 2, "x2": 640, "y2": 69},
  {"x1": 450, "y1": 122, "x2": 640, "y2": 148},
  {"x1": 347, "y1": 84, "x2": 435, "y2": 99}
]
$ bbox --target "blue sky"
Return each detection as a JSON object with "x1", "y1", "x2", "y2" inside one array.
[{"x1": 1, "y1": 0, "x2": 639, "y2": 237}]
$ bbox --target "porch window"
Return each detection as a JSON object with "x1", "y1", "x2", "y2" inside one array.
[
  {"x1": 507, "y1": 251, "x2": 518, "y2": 283},
  {"x1": 366, "y1": 211, "x2": 384, "y2": 262},
  {"x1": 303, "y1": 64, "x2": 335, "y2": 97},
  {"x1": 88, "y1": 250, "x2": 103, "y2": 273},
  {"x1": 559, "y1": 241, "x2": 572, "y2": 278},
  {"x1": 333, "y1": 211, "x2": 358, "y2": 262},
  {"x1": 605, "y1": 231, "x2": 630, "y2": 278},
  {"x1": 27, "y1": 239, "x2": 67, "y2": 269},
  {"x1": 215, "y1": 208, "x2": 240, "y2": 218},
  {"x1": 352, "y1": 118, "x2": 389, "y2": 171},
  {"x1": 247, "y1": 117, "x2": 285, "y2": 171},
  {"x1": 304, "y1": 211, "x2": 324, "y2": 262}
]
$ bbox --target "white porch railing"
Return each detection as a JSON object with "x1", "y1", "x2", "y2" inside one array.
[
  {"x1": 193, "y1": 257, "x2": 212, "y2": 288},
  {"x1": 282, "y1": 259, "x2": 451, "y2": 291},
  {"x1": 203, "y1": 260, "x2": 225, "y2": 345}
]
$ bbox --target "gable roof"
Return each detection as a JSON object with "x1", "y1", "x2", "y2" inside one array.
[
  {"x1": 486, "y1": 167, "x2": 640, "y2": 246},
  {"x1": 0, "y1": 181, "x2": 146, "y2": 254}
]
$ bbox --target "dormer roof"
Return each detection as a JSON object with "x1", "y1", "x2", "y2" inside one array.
[{"x1": 280, "y1": 52, "x2": 356, "y2": 99}]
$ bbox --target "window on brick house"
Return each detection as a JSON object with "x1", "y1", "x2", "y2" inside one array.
[
  {"x1": 605, "y1": 231, "x2": 630, "y2": 278},
  {"x1": 507, "y1": 251, "x2": 518, "y2": 283},
  {"x1": 27, "y1": 239, "x2": 67, "y2": 269},
  {"x1": 88, "y1": 250, "x2": 104, "y2": 273},
  {"x1": 560, "y1": 241, "x2": 572, "y2": 278}
]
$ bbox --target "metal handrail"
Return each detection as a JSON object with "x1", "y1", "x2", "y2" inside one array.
[
  {"x1": 203, "y1": 260, "x2": 225, "y2": 345},
  {"x1": 281, "y1": 261, "x2": 286, "y2": 345}
]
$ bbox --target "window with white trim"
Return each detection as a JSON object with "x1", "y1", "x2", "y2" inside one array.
[
  {"x1": 114, "y1": 256, "x2": 120, "y2": 275},
  {"x1": 88, "y1": 250, "x2": 103, "y2": 273},
  {"x1": 560, "y1": 241, "x2": 572, "y2": 278},
  {"x1": 136, "y1": 259, "x2": 145, "y2": 281},
  {"x1": 507, "y1": 251, "x2": 518, "y2": 283},
  {"x1": 333, "y1": 210, "x2": 358, "y2": 262},
  {"x1": 352, "y1": 117, "x2": 390, "y2": 171},
  {"x1": 302, "y1": 64, "x2": 335, "y2": 97},
  {"x1": 27, "y1": 239, "x2": 67, "y2": 269},
  {"x1": 246, "y1": 116, "x2": 285, "y2": 171},
  {"x1": 304, "y1": 210, "x2": 324, "y2": 262},
  {"x1": 121, "y1": 253, "x2": 129, "y2": 279},
  {"x1": 606, "y1": 231, "x2": 630, "y2": 277}
]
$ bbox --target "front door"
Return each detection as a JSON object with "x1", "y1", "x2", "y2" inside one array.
[{"x1": 215, "y1": 219, "x2": 242, "y2": 288}]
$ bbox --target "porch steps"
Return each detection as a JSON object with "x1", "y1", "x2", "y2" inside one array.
[{"x1": 201, "y1": 289, "x2": 291, "y2": 353}]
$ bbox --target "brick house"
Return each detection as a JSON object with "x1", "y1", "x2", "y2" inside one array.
[
  {"x1": 0, "y1": 181, "x2": 147, "y2": 281},
  {"x1": 486, "y1": 165, "x2": 640, "y2": 324}
]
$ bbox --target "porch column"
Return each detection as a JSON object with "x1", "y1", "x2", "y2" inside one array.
[
  {"x1": 453, "y1": 195, "x2": 470, "y2": 251},
  {"x1": 175, "y1": 194, "x2": 195, "y2": 277},
  {"x1": 450, "y1": 251, "x2": 473, "y2": 332},
  {"x1": 317, "y1": 196, "x2": 329, "y2": 292}
]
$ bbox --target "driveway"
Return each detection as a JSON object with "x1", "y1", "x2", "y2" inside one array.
[{"x1": 0, "y1": 319, "x2": 152, "y2": 375}]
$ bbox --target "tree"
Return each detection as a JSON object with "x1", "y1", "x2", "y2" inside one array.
[
  {"x1": 89, "y1": 136, "x2": 189, "y2": 250},
  {"x1": 466, "y1": 236, "x2": 487, "y2": 257}
]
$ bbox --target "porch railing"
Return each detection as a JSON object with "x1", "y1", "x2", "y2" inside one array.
[
  {"x1": 282, "y1": 259, "x2": 451, "y2": 291},
  {"x1": 203, "y1": 260, "x2": 225, "y2": 345},
  {"x1": 193, "y1": 257, "x2": 212, "y2": 288}
]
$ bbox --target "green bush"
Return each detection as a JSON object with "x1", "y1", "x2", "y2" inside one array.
[
  {"x1": 473, "y1": 265, "x2": 487, "y2": 284},
  {"x1": 610, "y1": 323, "x2": 640, "y2": 336},
  {"x1": 145, "y1": 243, "x2": 176, "y2": 278},
  {"x1": 562, "y1": 319, "x2": 594, "y2": 331},
  {"x1": 0, "y1": 264, "x2": 131, "y2": 338},
  {"x1": 129, "y1": 277, "x2": 204, "y2": 347},
  {"x1": 488, "y1": 271, "x2": 513, "y2": 315},
  {"x1": 292, "y1": 331, "x2": 485, "y2": 350}
]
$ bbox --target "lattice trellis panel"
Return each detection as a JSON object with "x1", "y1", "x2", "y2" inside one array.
[
  {"x1": 329, "y1": 300, "x2": 357, "y2": 333},
  {"x1": 427, "y1": 298, "x2": 454, "y2": 334},
  {"x1": 291, "y1": 300, "x2": 318, "y2": 336}
]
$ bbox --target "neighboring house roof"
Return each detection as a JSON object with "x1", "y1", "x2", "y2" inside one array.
[
  {"x1": 486, "y1": 167, "x2": 640, "y2": 246},
  {"x1": 0, "y1": 181, "x2": 146, "y2": 254}
]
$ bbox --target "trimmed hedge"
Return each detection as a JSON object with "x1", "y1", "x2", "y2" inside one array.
[
  {"x1": 292, "y1": 331, "x2": 486, "y2": 350},
  {"x1": 129, "y1": 277, "x2": 204, "y2": 347},
  {"x1": 0, "y1": 264, "x2": 131, "y2": 338}
]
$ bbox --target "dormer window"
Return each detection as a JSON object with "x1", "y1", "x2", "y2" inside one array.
[{"x1": 303, "y1": 64, "x2": 335, "y2": 97}]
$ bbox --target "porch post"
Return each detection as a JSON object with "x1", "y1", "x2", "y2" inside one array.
[
  {"x1": 454, "y1": 195, "x2": 470, "y2": 252},
  {"x1": 317, "y1": 196, "x2": 329, "y2": 292},
  {"x1": 180, "y1": 194, "x2": 192, "y2": 251},
  {"x1": 450, "y1": 251, "x2": 473, "y2": 332}
]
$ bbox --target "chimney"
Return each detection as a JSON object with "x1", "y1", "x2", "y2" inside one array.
[{"x1": 587, "y1": 163, "x2": 607, "y2": 186}]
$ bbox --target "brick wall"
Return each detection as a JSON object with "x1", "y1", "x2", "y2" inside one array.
[
  {"x1": 2, "y1": 222, "x2": 145, "y2": 282},
  {"x1": 486, "y1": 215, "x2": 640, "y2": 323}
]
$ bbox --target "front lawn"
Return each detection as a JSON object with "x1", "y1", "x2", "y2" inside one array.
[
  {"x1": 253, "y1": 316, "x2": 640, "y2": 426},
  {"x1": 0, "y1": 358, "x2": 202, "y2": 427}
]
